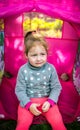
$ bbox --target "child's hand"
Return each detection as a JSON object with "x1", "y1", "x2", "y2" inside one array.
[
  {"x1": 42, "y1": 101, "x2": 50, "y2": 112},
  {"x1": 29, "y1": 103, "x2": 41, "y2": 116}
]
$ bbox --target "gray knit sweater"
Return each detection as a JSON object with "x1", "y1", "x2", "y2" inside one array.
[{"x1": 15, "y1": 62, "x2": 62, "y2": 107}]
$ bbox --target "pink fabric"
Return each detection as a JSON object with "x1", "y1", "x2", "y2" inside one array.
[
  {"x1": 0, "y1": 0, "x2": 80, "y2": 37},
  {"x1": 62, "y1": 22, "x2": 79, "y2": 39},
  {"x1": 47, "y1": 99, "x2": 55, "y2": 107},
  {"x1": 4, "y1": 37, "x2": 26, "y2": 76},
  {"x1": 16, "y1": 98, "x2": 66, "y2": 130},
  {"x1": 46, "y1": 38, "x2": 78, "y2": 76},
  {"x1": 46, "y1": 38, "x2": 80, "y2": 123},
  {"x1": 4, "y1": 14, "x2": 23, "y2": 37},
  {"x1": 0, "y1": 37, "x2": 80, "y2": 123},
  {"x1": 0, "y1": 77, "x2": 19, "y2": 120},
  {"x1": 25, "y1": 102, "x2": 32, "y2": 110},
  {"x1": 0, "y1": 101, "x2": 8, "y2": 119},
  {"x1": 0, "y1": 0, "x2": 80, "y2": 124},
  {"x1": 58, "y1": 80, "x2": 79, "y2": 123},
  {"x1": 0, "y1": 0, "x2": 80, "y2": 24}
]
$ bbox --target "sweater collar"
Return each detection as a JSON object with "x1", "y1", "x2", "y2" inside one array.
[{"x1": 27, "y1": 62, "x2": 46, "y2": 70}]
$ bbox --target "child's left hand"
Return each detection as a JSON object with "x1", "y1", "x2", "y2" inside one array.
[{"x1": 42, "y1": 101, "x2": 50, "y2": 112}]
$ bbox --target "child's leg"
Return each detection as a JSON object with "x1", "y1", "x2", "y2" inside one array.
[
  {"x1": 44, "y1": 105, "x2": 67, "y2": 130},
  {"x1": 16, "y1": 105, "x2": 33, "y2": 130}
]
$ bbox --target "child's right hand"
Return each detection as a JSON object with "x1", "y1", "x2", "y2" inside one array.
[{"x1": 29, "y1": 103, "x2": 41, "y2": 116}]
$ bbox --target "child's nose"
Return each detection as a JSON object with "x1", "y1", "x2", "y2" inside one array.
[{"x1": 37, "y1": 55, "x2": 41, "y2": 60}]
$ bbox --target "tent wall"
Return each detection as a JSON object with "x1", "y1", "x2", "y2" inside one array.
[
  {"x1": 0, "y1": 0, "x2": 80, "y2": 123},
  {"x1": 0, "y1": 13, "x2": 80, "y2": 123},
  {"x1": 4, "y1": 14, "x2": 26, "y2": 76}
]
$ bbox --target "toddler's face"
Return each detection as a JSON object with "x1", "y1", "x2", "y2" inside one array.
[{"x1": 27, "y1": 44, "x2": 47, "y2": 67}]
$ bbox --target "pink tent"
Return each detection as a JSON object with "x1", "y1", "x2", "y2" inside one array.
[{"x1": 0, "y1": 0, "x2": 80, "y2": 124}]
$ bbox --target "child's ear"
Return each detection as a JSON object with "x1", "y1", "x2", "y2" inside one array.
[
  {"x1": 25, "y1": 55, "x2": 28, "y2": 59},
  {"x1": 24, "y1": 53, "x2": 28, "y2": 59}
]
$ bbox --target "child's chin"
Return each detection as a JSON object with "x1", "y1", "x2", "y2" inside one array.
[
  {"x1": 36, "y1": 65, "x2": 42, "y2": 67},
  {"x1": 36, "y1": 64, "x2": 44, "y2": 67}
]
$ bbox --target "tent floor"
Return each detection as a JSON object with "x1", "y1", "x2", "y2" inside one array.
[{"x1": 0, "y1": 119, "x2": 80, "y2": 130}]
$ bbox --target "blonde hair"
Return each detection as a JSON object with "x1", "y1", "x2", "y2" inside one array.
[{"x1": 24, "y1": 31, "x2": 48, "y2": 55}]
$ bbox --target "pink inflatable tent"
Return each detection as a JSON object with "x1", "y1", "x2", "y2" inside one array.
[{"x1": 0, "y1": 0, "x2": 80, "y2": 124}]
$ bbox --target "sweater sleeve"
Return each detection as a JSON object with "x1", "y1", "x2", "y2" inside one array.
[
  {"x1": 15, "y1": 67, "x2": 30, "y2": 107},
  {"x1": 47, "y1": 98, "x2": 55, "y2": 107},
  {"x1": 48, "y1": 65, "x2": 62, "y2": 103},
  {"x1": 25, "y1": 102, "x2": 32, "y2": 110}
]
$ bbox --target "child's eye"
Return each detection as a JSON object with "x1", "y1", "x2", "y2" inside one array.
[
  {"x1": 41, "y1": 53, "x2": 46, "y2": 55},
  {"x1": 31, "y1": 54, "x2": 37, "y2": 57}
]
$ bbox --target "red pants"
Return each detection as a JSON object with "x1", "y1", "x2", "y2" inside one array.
[{"x1": 16, "y1": 97, "x2": 66, "y2": 130}]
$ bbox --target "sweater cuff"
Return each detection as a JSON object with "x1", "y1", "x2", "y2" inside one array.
[
  {"x1": 47, "y1": 99, "x2": 55, "y2": 107},
  {"x1": 25, "y1": 102, "x2": 32, "y2": 110}
]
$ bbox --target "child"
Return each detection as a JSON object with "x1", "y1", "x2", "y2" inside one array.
[{"x1": 15, "y1": 32, "x2": 66, "y2": 130}]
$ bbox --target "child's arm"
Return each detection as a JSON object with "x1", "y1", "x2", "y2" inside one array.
[
  {"x1": 48, "y1": 65, "x2": 62, "y2": 104},
  {"x1": 15, "y1": 67, "x2": 30, "y2": 107}
]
